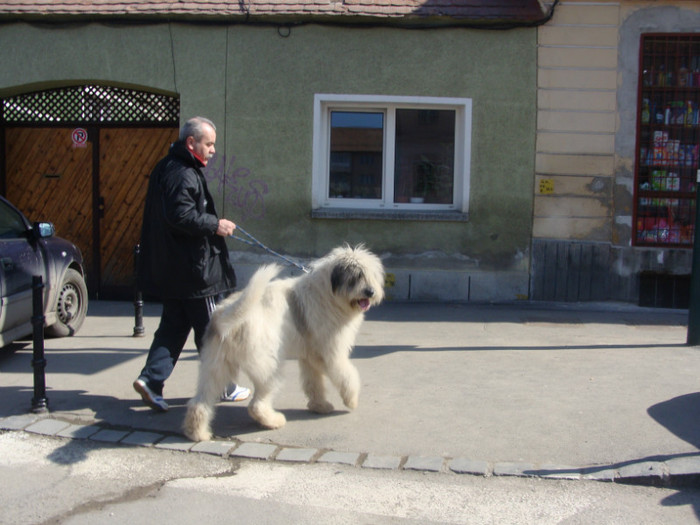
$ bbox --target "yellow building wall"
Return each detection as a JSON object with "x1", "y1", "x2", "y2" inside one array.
[
  {"x1": 535, "y1": 1, "x2": 620, "y2": 242},
  {"x1": 535, "y1": 0, "x2": 700, "y2": 243}
]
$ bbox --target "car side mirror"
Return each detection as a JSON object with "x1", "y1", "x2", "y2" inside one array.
[{"x1": 33, "y1": 222, "x2": 55, "y2": 239}]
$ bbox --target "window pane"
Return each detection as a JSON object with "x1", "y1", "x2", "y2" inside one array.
[
  {"x1": 329, "y1": 111, "x2": 383, "y2": 199},
  {"x1": 0, "y1": 201, "x2": 27, "y2": 238},
  {"x1": 394, "y1": 109, "x2": 455, "y2": 204},
  {"x1": 636, "y1": 197, "x2": 695, "y2": 245}
]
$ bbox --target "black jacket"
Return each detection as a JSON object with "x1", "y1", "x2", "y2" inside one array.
[{"x1": 137, "y1": 140, "x2": 236, "y2": 299}]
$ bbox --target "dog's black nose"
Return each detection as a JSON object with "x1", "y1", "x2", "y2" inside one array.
[{"x1": 364, "y1": 288, "x2": 375, "y2": 298}]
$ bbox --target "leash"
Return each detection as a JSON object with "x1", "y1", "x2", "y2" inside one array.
[{"x1": 231, "y1": 225, "x2": 310, "y2": 274}]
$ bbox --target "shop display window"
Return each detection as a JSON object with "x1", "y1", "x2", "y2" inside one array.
[{"x1": 634, "y1": 34, "x2": 700, "y2": 247}]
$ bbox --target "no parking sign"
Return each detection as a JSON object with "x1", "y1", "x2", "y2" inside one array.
[{"x1": 72, "y1": 128, "x2": 88, "y2": 148}]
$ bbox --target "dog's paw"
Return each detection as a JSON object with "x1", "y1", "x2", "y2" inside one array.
[
  {"x1": 249, "y1": 405, "x2": 287, "y2": 429},
  {"x1": 184, "y1": 429, "x2": 212, "y2": 442},
  {"x1": 308, "y1": 400, "x2": 334, "y2": 414},
  {"x1": 260, "y1": 411, "x2": 287, "y2": 429},
  {"x1": 343, "y1": 395, "x2": 358, "y2": 410}
]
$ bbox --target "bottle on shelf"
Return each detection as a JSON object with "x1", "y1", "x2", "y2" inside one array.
[
  {"x1": 678, "y1": 60, "x2": 689, "y2": 87},
  {"x1": 642, "y1": 98, "x2": 650, "y2": 124},
  {"x1": 685, "y1": 101, "x2": 694, "y2": 127}
]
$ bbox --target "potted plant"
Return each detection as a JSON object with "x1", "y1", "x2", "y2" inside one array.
[{"x1": 412, "y1": 156, "x2": 438, "y2": 203}]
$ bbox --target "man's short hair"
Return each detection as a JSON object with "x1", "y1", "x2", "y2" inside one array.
[{"x1": 179, "y1": 117, "x2": 216, "y2": 142}]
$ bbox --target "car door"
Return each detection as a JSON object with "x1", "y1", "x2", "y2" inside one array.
[{"x1": 0, "y1": 200, "x2": 43, "y2": 340}]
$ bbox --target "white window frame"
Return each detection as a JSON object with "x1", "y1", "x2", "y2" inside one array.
[{"x1": 312, "y1": 94, "x2": 472, "y2": 214}]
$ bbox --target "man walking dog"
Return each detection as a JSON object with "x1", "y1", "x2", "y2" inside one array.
[{"x1": 133, "y1": 116, "x2": 249, "y2": 412}]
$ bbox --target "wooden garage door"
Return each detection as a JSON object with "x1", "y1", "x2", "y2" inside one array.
[
  {"x1": 5, "y1": 127, "x2": 94, "y2": 272},
  {"x1": 5, "y1": 126, "x2": 178, "y2": 298},
  {"x1": 99, "y1": 127, "x2": 177, "y2": 296}
]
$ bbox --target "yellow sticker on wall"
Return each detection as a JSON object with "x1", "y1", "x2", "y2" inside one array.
[{"x1": 539, "y1": 179, "x2": 554, "y2": 194}]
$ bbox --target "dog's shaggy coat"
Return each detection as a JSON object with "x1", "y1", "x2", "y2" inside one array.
[{"x1": 183, "y1": 245, "x2": 384, "y2": 441}]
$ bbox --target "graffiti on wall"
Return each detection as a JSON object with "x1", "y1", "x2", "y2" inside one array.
[{"x1": 204, "y1": 154, "x2": 269, "y2": 220}]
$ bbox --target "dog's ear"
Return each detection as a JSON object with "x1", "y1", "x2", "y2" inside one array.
[
  {"x1": 331, "y1": 264, "x2": 345, "y2": 294},
  {"x1": 331, "y1": 262, "x2": 363, "y2": 294}
]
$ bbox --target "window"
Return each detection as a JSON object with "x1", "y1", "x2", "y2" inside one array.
[
  {"x1": 634, "y1": 35, "x2": 700, "y2": 247},
  {"x1": 312, "y1": 95, "x2": 472, "y2": 216},
  {"x1": 0, "y1": 200, "x2": 28, "y2": 239}
]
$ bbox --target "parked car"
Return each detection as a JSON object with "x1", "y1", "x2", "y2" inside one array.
[{"x1": 0, "y1": 196, "x2": 88, "y2": 346}]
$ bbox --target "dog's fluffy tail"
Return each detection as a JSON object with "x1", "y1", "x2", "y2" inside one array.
[{"x1": 208, "y1": 264, "x2": 283, "y2": 340}]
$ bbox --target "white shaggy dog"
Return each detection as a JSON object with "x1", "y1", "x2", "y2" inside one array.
[{"x1": 183, "y1": 244, "x2": 384, "y2": 441}]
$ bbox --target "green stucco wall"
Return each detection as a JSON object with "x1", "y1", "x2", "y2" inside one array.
[{"x1": 0, "y1": 21, "x2": 537, "y2": 299}]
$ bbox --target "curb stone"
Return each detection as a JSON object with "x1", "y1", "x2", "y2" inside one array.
[
  {"x1": 493, "y1": 462, "x2": 537, "y2": 478},
  {"x1": 121, "y1": 430, "x2": 165, "y2": 447},
  {"x1": 403, "y1": 455, "x2": 445, "y2": 472},
  {"x1": 449, "y1": 458, "x2": 490, "y2": 476},
  {"x1": 534, "y1": 465, "x2": 582, "y2": 481},
  {"x1": 56, "y1": 424, "x2": 102, "y2": 440},
  {"x1": 25, "y1": 419, "x2": 71, "y2": 436},
  {"x1": 90, "y1": 428, "x2": 131, "y2": 443},
  {"x1": 275, "y1": 447, "x2": 319, "y2": 463},
  {"x1": 665, "y1": 456, "x2": 700, "y2": 486},
  {"x1": 0, "y1": 414, "x2": 45, "y2": 430},
  {"x1": 230, "y1": 442, "x2": 278, "y2": 460},
  {"x1": 318, "y1": 450, "x2": 362, "y2": 466},
  {"x1": 191, "y1": 440, "x2": 238, "y2": 456},
  {"x1": 362, "y1": 454, "x2": 402, "y2": 470},
  {"x1": 581, "y1": 465, "x2": 617, "y2": 482},
  {"x1": 155, "y1": 435, "x2": 195, "y2": 452},
  {"x1": 616, "y1": 461, "x2": 667, "y2": 486}
]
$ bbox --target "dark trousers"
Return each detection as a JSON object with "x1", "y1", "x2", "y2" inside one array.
[{"x1": 138, "y1": 294, "x2": 224, "y2": 395}]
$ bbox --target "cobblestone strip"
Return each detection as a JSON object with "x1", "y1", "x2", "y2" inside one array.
[{"x1": 2, "y1": 414, "x2": 698, "y2": 486}]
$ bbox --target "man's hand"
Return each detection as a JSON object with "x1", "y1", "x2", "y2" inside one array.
[{"x1": 216, "y1": 219, "x2": 236, "y2": 237}]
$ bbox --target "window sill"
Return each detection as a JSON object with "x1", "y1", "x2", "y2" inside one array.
[{"x1": 311, "y1": 208, "x2": 469, "y2": 222}]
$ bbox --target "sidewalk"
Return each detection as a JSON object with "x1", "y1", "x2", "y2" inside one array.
[{"x1": 1, "y1": 299, "x2": 699, "y2": 484}]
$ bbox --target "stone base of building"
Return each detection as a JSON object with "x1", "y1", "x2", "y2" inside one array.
[
  {"x1": 530, "y1": 239, "x2": 692, "y2": 308},
  {"x1": 230, "y1": 240, "x2": 693, "y2": 308}
]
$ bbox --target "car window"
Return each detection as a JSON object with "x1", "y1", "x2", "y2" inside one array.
[{"x1": 0, "y1": 201, "x2": 28, "y2": 239}]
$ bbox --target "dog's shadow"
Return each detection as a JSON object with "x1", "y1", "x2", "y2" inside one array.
[{"x1": 207, "y1": 403, "x2": 347, "y2": 438}]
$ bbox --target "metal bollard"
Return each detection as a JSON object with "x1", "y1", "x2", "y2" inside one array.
[
  {"x1": 31, "y1": 275, "x2": 49, "y2": 413},
  {"x1": 133, "y1": 244, "x2": 145, "y2": 337}
]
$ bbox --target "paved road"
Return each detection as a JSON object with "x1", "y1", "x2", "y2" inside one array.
[{"x1": 2, "y1": 431, "x2": 700, "y2": 524}]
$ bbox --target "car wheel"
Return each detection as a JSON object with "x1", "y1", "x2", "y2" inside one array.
[{"x1": 45, "y1": 268, "x2": 88, "y2": 338}]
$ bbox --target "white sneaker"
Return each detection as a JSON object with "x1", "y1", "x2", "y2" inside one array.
[
  {"x1": 221, "y1": 384, "x2": 251, "y2": 402},
  {"x1": 133, "y1": 379, "x2": 169, "y2": 412}
]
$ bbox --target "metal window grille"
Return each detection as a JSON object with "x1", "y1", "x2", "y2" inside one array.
[
  {"x1": 2, "y1": 85, "x2": 179, "y2": 125},
  {"x1": 634, "y1": 34, "x2": 700, "y2": 247}
]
